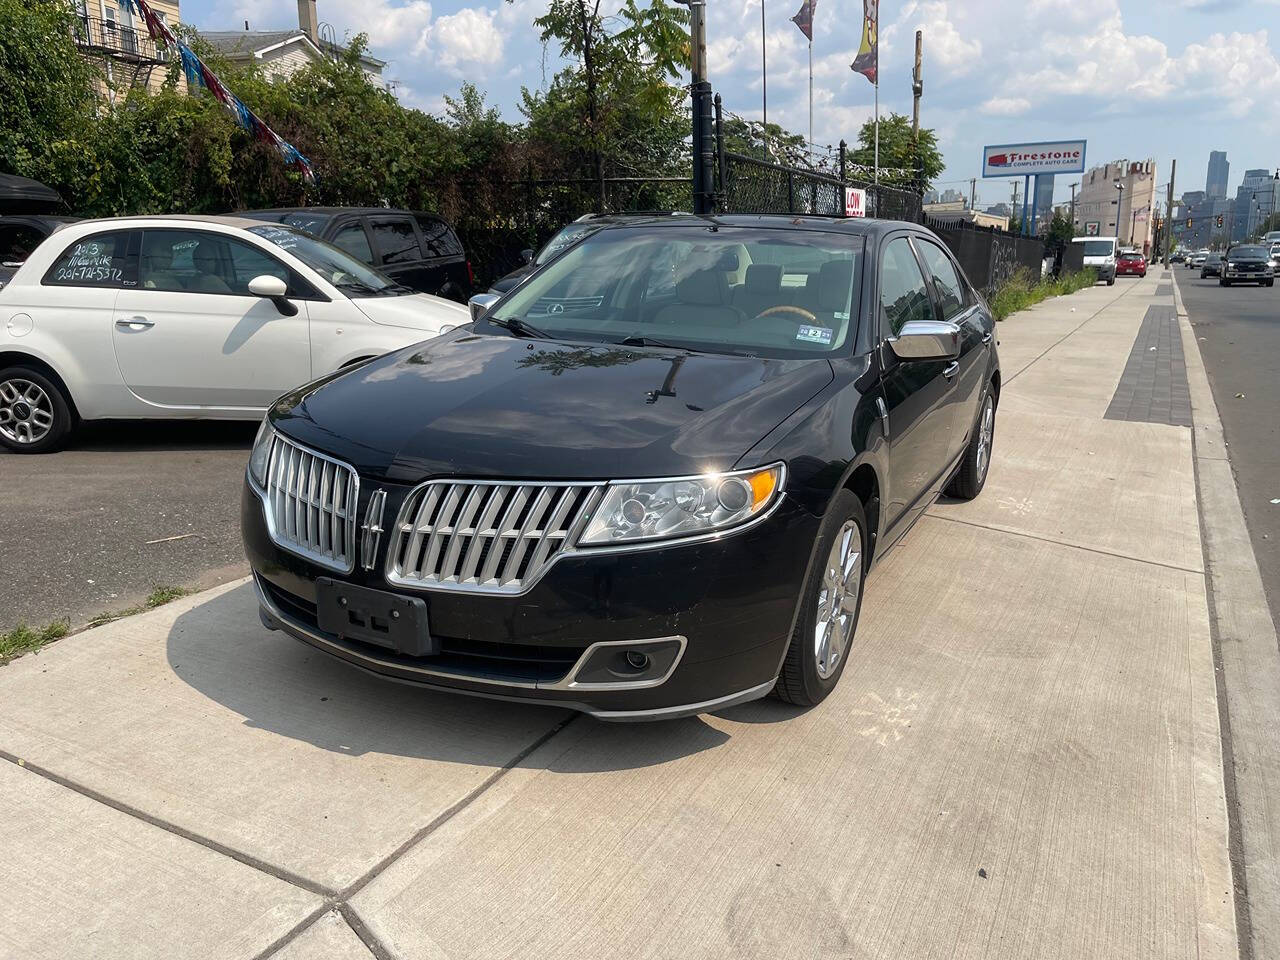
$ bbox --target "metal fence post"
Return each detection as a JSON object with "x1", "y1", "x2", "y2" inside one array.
[
  {"x1": 839, "y1": 140, "x2": 847, "y2": 185},
  {"x1": 713, "y1": 93, "x2": 726, "y2": 212}
]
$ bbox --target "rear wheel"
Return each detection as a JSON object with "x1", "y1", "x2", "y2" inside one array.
[
  {"x1": 775, "y1": 490, "x2": 867, "y2": 707},
  {"x1": 1106, "y1": 276, "x2": 1115, "y2": 285},
  {"x1": 0, "y1": 366, "x2": 73, "y2": 454}
]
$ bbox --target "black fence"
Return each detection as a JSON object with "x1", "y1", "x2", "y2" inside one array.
[
  {"x1": 924, "y1": 215, "x2": 1047, "y2": 292},
  {"x1": 718, "y1": 151, "x2": 923, "y2": 223}
]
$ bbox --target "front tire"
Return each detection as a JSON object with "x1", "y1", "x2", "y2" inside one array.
[
  {"x1": 1106, "y1": 276, "x2": 1115, "y2": 285},
  {"x1": 947, "y1": 390, "x2": 996, "y2": 500},
  {"x1": 775, "y1": 490, "x2": 867, "y2": 707},
  {"x1": 0, "y1": 366, "x2": 73, "y2": 454}
]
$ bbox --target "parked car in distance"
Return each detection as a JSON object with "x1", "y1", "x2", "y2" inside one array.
[
  {"x1": 243, "y1": 214, "x2": 1001, "y2": 720},
  {"x1": 1116, "y1": 249, "x2": 1147, "y2": 278},
  {"x1": 487, "y1": 212, "x2": 692, "y2": 294},
  {"x1": 241, "y1": 207, "x2": 473, "y2": 303},
  {"x1": 1072, "y1": 236, "x2": 1117, "y2": 284},
  {"x1": 1220, "y1": 244, "x2": 1275, "y2": 286},
  {"x1": 0, "y1": 215, "x2": 467, "y2": 453},
  {"x1": 1200, "y1": 252, "x2": 1223, "y2": 278},
  {"x1": 1267, "y1": 242, "x2": 1280, "y2": 271},
  {"x1": 1, "y1": 214, "x2": 80, "y2": 287}
]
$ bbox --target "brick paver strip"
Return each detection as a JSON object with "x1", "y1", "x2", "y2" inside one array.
[
  {"x1": 1156, "y1": 283, "x2": 1173, "y2": 295},
  {"x1": 1104, "y1": 304, "x2": 1192, "y2": 427}
]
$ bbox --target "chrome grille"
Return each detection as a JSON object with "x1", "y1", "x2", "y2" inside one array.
[
  {"x1": 262, "y1": 434, "x2": 359, "y2": 572},
  {"x1": 386, "y1": 481, "x2": 604, "y2": 594}
]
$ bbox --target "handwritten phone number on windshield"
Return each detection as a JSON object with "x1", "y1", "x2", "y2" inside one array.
[{"x1": 55, "y1": 265, "x2": 123, "y2": 283}]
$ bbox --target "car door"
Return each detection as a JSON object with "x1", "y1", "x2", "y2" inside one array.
[
  {"x1": 110, "y1": 228, "x2": 311, "y2": 411},
  {"x1": 876, "y1": 235, "x2": 957, "y2": 531},
  {"x1": 368, "y1": 215, "x2": 430, "y2": 292},
  {"x1": 912, "y1": 235, "x2": 990, "y2": 461},
  {"x1": 327, "y1": 217, "x2": 377, "y2": 269},
  {"x1": 415, "y1": 214, "x2": 467, "y2": 299}
]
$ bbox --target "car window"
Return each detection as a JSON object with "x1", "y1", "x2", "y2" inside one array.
[
  {"x1": 43, "y1": 231, "x2": 132, "y2": 288},
  {"x1": 415, "y1": 216, "x2": 462, "y2": 258},
  {"x1": 914, "y1": 238, "x2": 966, "y2": 320},
  {"x1": 879, "y1": 237, "x2": 934, "y2": 337},
  {"x1": 331, "y1": 222, "x2": 374, "y2": 264},
  {"x1": 139, "y1": 230, "x2": 288, "y2": 296},
  {"x1": 490, "y1": 225, "x2": 864, "y2": 359},
  {"x1": 249, "y1": 225, "x2": 407, "y2": 297},
  {"x1": 0, "y1": 224, "x2": 47, "y2": 263},
  {"x1": 370, "y1": 218, "x2": 422, "y2": 265}
]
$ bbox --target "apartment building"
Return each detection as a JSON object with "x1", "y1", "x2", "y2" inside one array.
[
  {"x1": 72, "y1": 0, "x2": 182, "y2": 99},
  {"x1": 1074, "y1": 160, "x2": 1157, "y2": 253}
]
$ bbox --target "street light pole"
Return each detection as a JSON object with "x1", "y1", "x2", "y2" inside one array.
[
  {"x1": 1069, "y1": 182, "x2": 1078, "y2": 234},
  {"x1": 1114, "y1": 179, "x2": 1125, "y2": 240}
]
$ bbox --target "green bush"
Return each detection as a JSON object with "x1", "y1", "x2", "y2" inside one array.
[{"x1": 989, "y1": 268, "x2": 1097, "y2": 321}]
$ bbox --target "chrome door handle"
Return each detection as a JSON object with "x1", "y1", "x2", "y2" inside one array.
[
  {"x1": 115, "y1": 316, "x2": 154, "y2": 329},
  {"x1": 943, "y1": 361, "x2": 959, "y2": 379},
  {"x1": 981, "y1": 331, "x2": 993, "y2": 344}
]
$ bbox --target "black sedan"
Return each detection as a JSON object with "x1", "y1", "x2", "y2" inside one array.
[
  {"x1": 1201, "y1": 253, "x2": 1224, "y2": 278},
  {"x1": 242, "y1": 215, "x2": 1000, "y2": 720}
]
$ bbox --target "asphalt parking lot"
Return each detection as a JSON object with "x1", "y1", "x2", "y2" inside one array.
[
  {"x1": 0, "y1": 275, "x2": 1242, "y2": 959},
  {"x1": 1, "y1": 420, "x2": 253, "y2": 633}
]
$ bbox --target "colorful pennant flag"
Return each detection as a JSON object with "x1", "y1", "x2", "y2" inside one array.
[
  {"x1": 790, "y1": 0, "x2": 816, "y2": 41},
  {"x1": 126, "y1": 0, "x2": 315, "y2": 181},
  {"x1": 850, "y1": 0, "x2": 878, "y2": 85}
]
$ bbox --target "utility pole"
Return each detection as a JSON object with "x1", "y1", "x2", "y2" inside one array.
[
  {"x1": 686, "y1": 0, "x2": 715, "y2": 215},
  {"x1": 911, "y1": 31, "x2": 923, "y2": 188},
  {"x1": 969, "y1": 177, "x2": 976, "y2": 211},
  {"x1": 1164, "y1": 158, "x2": 1175, "y2": 266},
  {"x1": 1068, "y1": 182, "x2": 1078, "y2": 234},
  {"x1": 1011, "y1": 180, "x2": 1020, "y2": 230}
]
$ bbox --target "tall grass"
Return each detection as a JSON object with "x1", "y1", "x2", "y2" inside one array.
[{"x1": 989, "y1": 268, "x2": 1098, "y2": 321}]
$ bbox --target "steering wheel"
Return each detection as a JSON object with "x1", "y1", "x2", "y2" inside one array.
[{"x1": 752, "y1": 304, "x2": 817, "y2": 322}]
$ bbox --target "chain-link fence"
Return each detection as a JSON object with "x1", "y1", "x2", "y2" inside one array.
[{"x1": 718, "y1": 151, "x2": 923, "y2": 222}]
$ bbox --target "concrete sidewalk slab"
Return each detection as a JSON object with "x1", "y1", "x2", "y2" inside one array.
[
  {"x1": 274, "y1": 910, "x2": 374, "y2": 960},
  {"x1": 0, "y1": 582, "x2": 568, "y2": 892},
  {"x1": 930, "y1": 407, "x2": 1201, "y2": 573},
  {"x1": 351, "y1": 518, "x2": 1234, "y2": 960},
  {"x1": 0, "y1": 759, "x2": 320, "y2": 960}
]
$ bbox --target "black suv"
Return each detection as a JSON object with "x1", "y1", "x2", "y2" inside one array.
[
  {"x1": 0, "y1": 215, "x2": 79, "y2": 287},
  {"x1": 241, "y1": 207, "x2": 472, "y2": 302},
  {"x1": 242, "y1": 215, "x2": 999, "y2": 720}
]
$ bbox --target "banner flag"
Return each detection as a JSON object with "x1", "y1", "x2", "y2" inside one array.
[
  {"x1": 790, "y1": 0, "x2": 816, "y2": 41},
  {"x1": 850, "y1": 0, "x2": 878, "y2": 84},
  {"x1": 127, "y1": 0, "x2": 315, "y2": 181}
]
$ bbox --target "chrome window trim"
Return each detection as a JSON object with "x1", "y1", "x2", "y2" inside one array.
[
  {"x1": 382, "y1": 463, "x2": 787, "y2": 596},
  {"x1": 249, "y1": 434, "x2": 360, "y2": 574}
]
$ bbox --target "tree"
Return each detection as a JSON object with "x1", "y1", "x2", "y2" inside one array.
[{"x1": 848, "y1": 112, "x2": 944, "y2": 190}]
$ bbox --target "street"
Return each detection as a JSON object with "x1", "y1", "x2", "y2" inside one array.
[
  {"x1": 1179, "y1": 274, "x2": 1280, "y2": 637},
  {"x1": 0, "y1": 421, "x2": 253, "y2": 634}
]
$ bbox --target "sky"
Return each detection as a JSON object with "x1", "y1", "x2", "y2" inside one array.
[{"x1": 179, "y1": 0, "x2": 1280, "y2": 209}]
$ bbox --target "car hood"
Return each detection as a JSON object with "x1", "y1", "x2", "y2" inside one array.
[
  {"x1": 272, "y1": 334, "x2": 835, "y2": 481},
  {"x1": 351, "y1": 292, "x2": 469, "y2": 332}
]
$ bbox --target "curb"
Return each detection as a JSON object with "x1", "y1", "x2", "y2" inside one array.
[{"x1": 1174, "y1": 269, "x2": 1280, "y2": 960}]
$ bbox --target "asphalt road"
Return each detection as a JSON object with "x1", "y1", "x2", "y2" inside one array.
[
  {"x1": 1179, "y1": 268, "x2": 1280, "y2": 635},
  {"x1": 1, "y1": 420, "x2": 255, "y2": 633}
]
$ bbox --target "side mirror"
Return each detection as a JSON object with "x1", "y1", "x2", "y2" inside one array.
[
  {"x1": 469, "y1": 292, "x2": 500, "y2": 322},
  {"x1": 888, "y1": 319, "x2": 961, "y2": 362},
  {"x1": 247, "y1": 274, "x2": 297, "y2": 316},
  {"x1": 520, "y1": 248, "x2": 534, "y2": 265}
]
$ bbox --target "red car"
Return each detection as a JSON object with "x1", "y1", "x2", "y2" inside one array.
[{"x1": 1116, "y1": 250, "x2": 1147, "y2": 277}]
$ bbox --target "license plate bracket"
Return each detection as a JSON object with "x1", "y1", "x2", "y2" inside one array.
[{"x1": 315, "y1": 578, "x2": 435, "y2": 656}]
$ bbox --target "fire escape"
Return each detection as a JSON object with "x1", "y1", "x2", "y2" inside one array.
[{"x1": 72, "y1": 12, "x2": 169, "y2": 98}]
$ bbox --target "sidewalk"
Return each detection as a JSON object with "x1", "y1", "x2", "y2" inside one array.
[{"x1": 0, "y1": 274, "x2": 1238, "y2": 960}]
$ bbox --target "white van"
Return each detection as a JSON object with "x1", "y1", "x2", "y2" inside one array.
[{"x1": 1072, "y1": 236, "x2": 1117, "y2": 285}]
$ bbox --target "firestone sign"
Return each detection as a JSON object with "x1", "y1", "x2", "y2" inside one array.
[{"x1": 981, "y1": 140, "x2": 1087, "y2": 178}]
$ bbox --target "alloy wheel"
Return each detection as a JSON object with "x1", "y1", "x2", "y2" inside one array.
[
  {"x1": 0, "y1": 377, "x2": 55, "y2": 445},
  {"x1": 976, "y1": 396, "x2": 995, "y2": 483},
  {"x1": 814, "y1": 519, "x2": 862, "y2": 679}
]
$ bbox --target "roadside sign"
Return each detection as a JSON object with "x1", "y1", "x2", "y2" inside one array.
[
  {"x1": 982, "y1": 140, "x2": 1087, "y2": 178},
  {"x1": 845, "y1": 187, "x2": 866, "y2": 218},
  {"x1": 1084, "y1": 221, "x2": 1100, "y2": 236}
]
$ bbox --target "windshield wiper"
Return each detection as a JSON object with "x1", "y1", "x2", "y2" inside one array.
[
  {"x1": 489, "y1": 316, "x2": 552, "y2": 339},
  {"x1": 618, "y1": 334, "x2": 708, "y2": 354}
]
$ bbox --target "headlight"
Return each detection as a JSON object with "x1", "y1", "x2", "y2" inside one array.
[
  {"x1": 577, "y1": 464, "x2": 784, "y2": 547},
  {"x1": 248, "y1": 418, "x2": 275, "y2": 488}
]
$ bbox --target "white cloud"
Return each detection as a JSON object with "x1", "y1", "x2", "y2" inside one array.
[
  {"x1": 431, "y1": 7, "x2": 504, "y2": 67},
  {"x1": 980, "y1": 96, "x2": 1031, "y2": 115}
]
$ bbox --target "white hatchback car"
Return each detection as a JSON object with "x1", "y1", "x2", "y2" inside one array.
[{"x1": 0, "y1": 215, "x2": 468, "y2": 452}]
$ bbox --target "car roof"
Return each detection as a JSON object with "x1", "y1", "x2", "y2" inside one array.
[
  {"x1": 242, "y1": 207, "x2": 448, "y2": 219},
  {"x1": 62, "y1": 214, "x2": 271, "y2": 230},
  {"x1": 586, "y1": 213, "x2": 927, "y2": 237}
]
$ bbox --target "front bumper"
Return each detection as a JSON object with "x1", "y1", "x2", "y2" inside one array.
[
  {"x1": 1223, "y1": 267, "x2": 1272, "y2": 281},
  {"x1": 242, "y1": 479, "x2": 820, "y2": 719}
]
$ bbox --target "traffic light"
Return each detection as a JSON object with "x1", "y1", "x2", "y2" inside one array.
[{"x1": 1216, "y1": 214, "x2": 1224, "y2": 228}]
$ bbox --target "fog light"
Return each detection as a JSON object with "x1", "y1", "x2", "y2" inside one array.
[{"x1": 624, "y1": 650, "x2": 651, "y2": 671}]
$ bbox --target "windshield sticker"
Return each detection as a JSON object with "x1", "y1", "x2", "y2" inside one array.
[{"x1": 796, "y1": 324, "x2": 833, "y2": 345}]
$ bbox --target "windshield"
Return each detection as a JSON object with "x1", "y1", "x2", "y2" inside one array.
[
  {"x1": 535, "y1": 223, "x2": 601, "y2": 265},
  {"x1": 1230, "y1": 246, "x2": 1267, "y2": 259},
  {"x1": 242, "y1": 210, "x2": 332, "y2": 236},
  {"x1": 248, "y1": 225, "x2": 408, "y2": 297},
  {"x1": 1082, "y1": 241, "x2": 1115, "y2": 257},
  {"x1": 491, "y1": 225, "x2": 865, "y2": 358}
]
